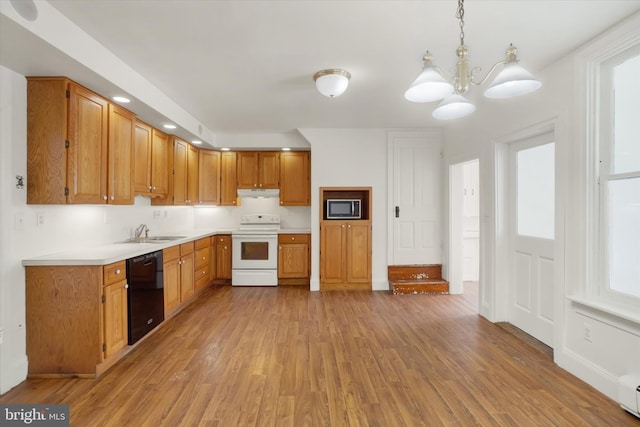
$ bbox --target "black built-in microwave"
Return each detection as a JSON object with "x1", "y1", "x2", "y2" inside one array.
[{"x1": 326, "y1": 199, "x2": 362, "y2": 219}]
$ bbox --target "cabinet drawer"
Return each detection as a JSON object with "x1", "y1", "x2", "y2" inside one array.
[
  {"x1": 195, "y1": 267, "x2": 210, "y2": 290},
  {"x1": 164, "y1": 245, "x2": 180, "y2": 262},
  {"x1": 215, "y1": 235, "x2": 231, "y2": 245},
  {"x1": 195, "y1": 247, "x2": 209, "y2": 269},
  {"x1": 103, "y1": 260, "x2": 126, "y2": 286},
  {"x1": 279, "y1": 234, "x2": 309, "y2": 244},
  {"x1": 180, "y1": 242, "x2": 194, "y2": 255},
  {"x1": 195, "y1": 237, "x2": 211, "y2": 250}
]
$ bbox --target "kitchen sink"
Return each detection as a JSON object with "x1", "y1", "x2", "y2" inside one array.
[{"x1": 124, "y1": 236, "x2": 187, "y2": 243}]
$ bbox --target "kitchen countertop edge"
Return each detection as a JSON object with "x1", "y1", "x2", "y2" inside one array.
[{"x1": 22, "y1": 229, "x2": 234, "y2": 267}]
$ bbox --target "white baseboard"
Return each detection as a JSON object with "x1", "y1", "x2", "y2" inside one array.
[
  {"x1": 1, "y1": 354, "x2": 28, "y2": 395},
  {"x1": 555, "y1": 347, "x2": 619, "y2": 401}
]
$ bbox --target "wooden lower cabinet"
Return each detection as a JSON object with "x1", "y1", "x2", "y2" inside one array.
[
  {"x1": 163, "y1": 242, "x2": 195, "y2": 317},
  {"x1": 194, "y1": 237, "x2": 212, "y2": 290},
  {"x1": 320, "y1": 221, "x2": 371, "y2": 290},
  {"x1": 278, "y1": 234, "x2": 310, "y2": 285},
  {"x1": 25, "y1": 260, "x2": 128, "y2": 377},
  {"x1": 102, "y1": 261, "x2": 128, "y2": 358},
  {"x1": 214, "y1": 235, "x2": 232, "y2": 282}
]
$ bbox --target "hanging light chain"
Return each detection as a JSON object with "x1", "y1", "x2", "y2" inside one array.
[{"x1": 457, "y1": 0, "x2": 465, "y2": 46}]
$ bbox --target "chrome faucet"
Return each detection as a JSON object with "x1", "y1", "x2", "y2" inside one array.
[{"x1": 134, "y1": 224, "x2": 149, "y2": 240}]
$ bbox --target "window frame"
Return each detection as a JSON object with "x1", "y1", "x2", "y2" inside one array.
[{"x1": 592, "y1": 44, "x2": 640, "y2": 310}]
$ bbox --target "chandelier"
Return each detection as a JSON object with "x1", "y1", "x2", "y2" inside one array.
[{"x1": 405, "y1": 0, "x2": 541, "y2": 120}]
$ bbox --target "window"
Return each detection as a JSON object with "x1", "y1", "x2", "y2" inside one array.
[
  {"x1": 517, "y1": 142, "x2": 555, "y2": 240},
  {"x1": 598, "y1": 47, "x2": 640, "y2": 304}
]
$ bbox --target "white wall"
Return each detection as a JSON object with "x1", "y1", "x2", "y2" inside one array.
[
  {"x1": 298, "y1": 129, "x2": 390, "y2": 292},
  {"x1": 442, "y1": 14, "x2": 640, "y2": 400}
]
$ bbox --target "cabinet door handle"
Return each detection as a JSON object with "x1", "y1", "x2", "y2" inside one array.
[
  {"x1": 395, "y1": 206, "x2": 400, "y2": 218},
  {"x1": 124, "y1": 283, "x2": 129, "y2": 289},
  {"x1": 103, "y1": 195, "x2": 108, "y2": 201},
  {"x1": 115, "y1": 269, "x2": 121, "y2": 275}
]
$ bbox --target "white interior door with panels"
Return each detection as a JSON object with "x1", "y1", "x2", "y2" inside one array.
[
  {"x1": 388, "y1": 131, "x2": 442, "y2": 265},
  {"x1": 508, "y1": 133, "x2": 555, "y2": 347}
]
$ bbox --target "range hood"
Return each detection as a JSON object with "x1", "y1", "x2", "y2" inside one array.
[{"x1": 237, "y1": 188, "x2": 280, "y2": 199}]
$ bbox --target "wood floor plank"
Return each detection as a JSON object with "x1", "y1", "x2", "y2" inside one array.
[{"x1": 1, "y1": 284, "x2": 637, "y2": 426}]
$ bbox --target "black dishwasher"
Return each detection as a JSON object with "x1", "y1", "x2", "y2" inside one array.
[{"x1": 126, "y1": 250, "x2": 164, "y2": 344}]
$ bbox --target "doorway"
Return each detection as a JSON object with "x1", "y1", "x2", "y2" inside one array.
[{"x1": 449, "y1": 159, "x2": 480, "y2": 301}]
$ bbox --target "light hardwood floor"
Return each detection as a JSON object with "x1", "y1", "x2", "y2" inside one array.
[{"x1": 1, "y1": 284, "x2": 637, "y2": 426}]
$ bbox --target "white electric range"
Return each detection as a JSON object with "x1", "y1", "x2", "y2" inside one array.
[{"x1": 231, "y1": 214, "x2": 280, "y2": 286}]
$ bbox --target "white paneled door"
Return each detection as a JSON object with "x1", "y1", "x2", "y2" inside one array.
[
  {"x1": 388, "y1": 131, "x2": 442, "y2": 265},
  {"x1": 508, "y1": 134, "x2": 555, "y2": 347}
]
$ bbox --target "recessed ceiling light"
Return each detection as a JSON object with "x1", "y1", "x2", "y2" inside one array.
[
  {"x1": 192, "y1": 140, "x2": 202, "y2": 145},
  {"x1": 112, "y1": 96, "x2": 130, "y2": 103},
  {"x1": 163, "y1": 124, "x2": 177, "y2": 129},
  {"x1": 221, "y1": 147, "x2": 230, "y2": 151},
  {"x1": 282, "y1": 147, "x2": 291, "y2": 151}
]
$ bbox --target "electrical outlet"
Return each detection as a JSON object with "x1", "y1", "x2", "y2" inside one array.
[
  {"x1": 584, "y1": 323, "x2": 593, "y2": 342},
  {"x1": 14, "y1": 213, "x2": 24, "y2": 231},
  {"x1": 37, "y1": 212, "x2": 45, "y2": 226}
]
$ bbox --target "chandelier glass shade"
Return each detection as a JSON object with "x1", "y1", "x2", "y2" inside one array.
[
  {"x1": 313, "y1": 69, "x2": 351, "y2": 98},
  {"x1": 405, "y1": 0, "x2": 541, "y2": 120}
]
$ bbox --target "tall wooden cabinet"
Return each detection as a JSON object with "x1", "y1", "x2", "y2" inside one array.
[
  {"x1": 280, "y1": 151, "x2": 310, "y2": 206},
  {"x1": 319, "y1": 187, "x2": 372, "y2": 290},
  {"x1": 27, "y1": 78, "x2": 134, "y2": 205}
]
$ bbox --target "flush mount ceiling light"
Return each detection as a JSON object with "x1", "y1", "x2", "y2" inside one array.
[
  {"x1": 313, "y1": 69, "x2": 351, "y2": 98},
  {"x1": 405, "y1": 0, "x2": 541, "y2": 120}
]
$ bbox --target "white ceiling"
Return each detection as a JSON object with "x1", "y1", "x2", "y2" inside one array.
[{"x1": 3, "y1": 0, "x2": 640, "y2": 137}]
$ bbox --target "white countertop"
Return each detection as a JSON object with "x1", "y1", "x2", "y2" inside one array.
[
  {"x1": 22, "y1": 229, "x2": 228, "y2": 267},
  {"x1": 22, "y1": 227, "x2": 312, "y2": 266}
]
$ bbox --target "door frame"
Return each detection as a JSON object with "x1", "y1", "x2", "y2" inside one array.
[{"x1": 492, "y1": 118, "x2": 565, "y2": 355}]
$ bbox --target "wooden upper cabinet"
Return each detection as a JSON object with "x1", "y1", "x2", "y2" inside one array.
[
  {"x1": 107, "y1": 104, "x2": 135, "y2": 204},
  {"x1": 198, "y1": 150, "x2": 221, "y2": 205},
  {"x1": 150, "y1": 128, "x2": 171, "y2": 197},
  {"x1": 186, "y1": 143, "x2": 199, "y2": 205},
  {"x1": 26, "y1": 78, "x2": 133, "y2": 205},
  {"x1": 280, "y1": 151, "x2": 310, "y2": 206},
  {"x1": 220, "y1": 151, "x2": 238, "y2": 206},
  {"x1": 67, "y1": 82, "x2": 109, "y2": 204},
  {"x1": 133, "y1": 120, "x2": 153, "y2": 195},
  {"x1": 172, "y1": 138, "x2": 189, "y2": 205},
  {"x1": 153, "y1": 137, "x2": 199, "y2": 206},
  {"x1": 236, "y1": 151, "x2": 280, "y2": 189}
]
